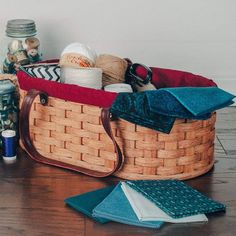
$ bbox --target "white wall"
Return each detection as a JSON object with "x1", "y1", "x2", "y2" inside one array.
[{"x1": 0, "y1": 0, "x2": 235, "y2": 96}]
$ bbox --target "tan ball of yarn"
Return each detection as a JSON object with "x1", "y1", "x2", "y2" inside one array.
[{"x1": 95, "y1": 54, "x2": 128, "y2": 87}]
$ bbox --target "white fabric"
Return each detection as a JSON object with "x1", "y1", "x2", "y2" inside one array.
[{"x1": 121, "y1": 182, "x2": 208, "y2": 223}]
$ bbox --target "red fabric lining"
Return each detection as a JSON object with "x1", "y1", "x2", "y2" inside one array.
[
  {"x1": 136, "y1": 66, "x2": 217, "y2": 87},
  {"x1": 17, "y1": 71, "x2": 118, "y2": 108},
  {"x1": 17, "y1": 61, "x2": 216, "y2": 108}
]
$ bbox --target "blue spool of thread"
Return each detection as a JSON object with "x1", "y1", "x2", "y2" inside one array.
[{"x1": 1, "y1": 130, "x2": 16, "y2": 163}]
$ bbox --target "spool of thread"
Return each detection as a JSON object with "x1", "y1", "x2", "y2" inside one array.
[
  {"x1": 104, "y1": 83, "x2": 133, "y2": 93},
  {"x1": 95, "y1": 54, "x2": 128, "y2": 87},
  {"x1": 60, "y1": 43, "x2": 97, "y2": 68},
  {"x1": 1, "y1": 130, "x2": 17, "y2": 164},
  {"x1": 61, "y1": 67, "x2": 102, "y2": 89},
  {"x1": 8, "y1": 39, "x2": 24, "y2": 53}
]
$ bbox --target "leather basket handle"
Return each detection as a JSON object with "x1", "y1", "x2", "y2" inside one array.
[{"x1": 20, "y1": 89, "x2": 124, "y2": 177}]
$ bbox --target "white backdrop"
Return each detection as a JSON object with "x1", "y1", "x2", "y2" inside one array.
[{"x1": 0, "y1": 0, "x2": 235, "y2": 95}]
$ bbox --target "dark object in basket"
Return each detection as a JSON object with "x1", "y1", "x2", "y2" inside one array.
[{"x1": 125, "y1": 63, "x2": 152, "y2": 92}]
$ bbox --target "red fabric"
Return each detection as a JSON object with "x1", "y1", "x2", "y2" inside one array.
[
  {"x1": 17, "y1": 60, "x2": 216, "y2": 108},
  {"x1": 135, "y1": 66, "x2": 217, "y2": 88},
  {"x1": 17, "y1": 71, "x2": 118, "y2": 108}
]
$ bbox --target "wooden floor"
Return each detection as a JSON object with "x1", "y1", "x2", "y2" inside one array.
[{"x1": 0, "y1": 107, "x2": 236, "y2": 236}]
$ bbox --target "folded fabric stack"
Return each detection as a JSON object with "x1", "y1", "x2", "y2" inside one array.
[
  {"x1": 112, "y1": 63, "x2": 235, "y2": 133},
  {"x1": 111, "y1": 87, "x2": 235, "y2": 133},
  {"x1": 64, "y1": 180, "x2": 226, "y2": 228}
]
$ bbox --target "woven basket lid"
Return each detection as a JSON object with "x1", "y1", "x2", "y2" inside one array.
[{"x1": 6, "y1": 19, "x2": 37, "y2": 38}]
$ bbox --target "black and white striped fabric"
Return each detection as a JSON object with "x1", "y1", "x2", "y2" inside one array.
[{"x1": 23, "y1": 63, "x2": 61, "y2": 82}]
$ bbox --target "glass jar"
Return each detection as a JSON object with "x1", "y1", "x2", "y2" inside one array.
[
  {"x1": 1, "y1": 19, "x2": 42, "y2": 74},
  {"x1": 0, "y1": 79, "x2": 18, "y2": 146}
]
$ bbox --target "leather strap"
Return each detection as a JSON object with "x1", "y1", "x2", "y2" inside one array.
[
  {"x1": 20, "y1": 89, "x2": 124, "y2": 177},
  {"x1": 101, "y1": 108, "x2": 124, "y2": 172}
]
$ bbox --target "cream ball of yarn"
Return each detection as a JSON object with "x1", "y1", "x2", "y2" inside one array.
[{"x1": 60, "y1": 43, "x2": 97, "y2": 68}]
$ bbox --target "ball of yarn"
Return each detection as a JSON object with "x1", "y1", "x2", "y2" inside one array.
[
  {"x1": 60, "y1": 43, "x2": 97, "y2": 68},
  {"x1": 95, "y1": 54, "x2": 128, "y2": 87}
]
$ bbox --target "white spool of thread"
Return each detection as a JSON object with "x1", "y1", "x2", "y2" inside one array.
[
  {"x1": 104, "y1": 83, "x2": 133, "y2": 93},
  {"x1": 61, "y1": 67, "x2": 102, "y2": 89}
]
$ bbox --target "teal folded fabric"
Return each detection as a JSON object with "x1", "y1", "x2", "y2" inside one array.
[
  {"x1": 110, "y1": 87, "x2": 234, "y2": 133},
  {"x1": 156, "y1": 87, "x2": 235, "y2": 116},
  {"x1": 64, "y1": 186, "x2": 115, "y2": 223},
  {"x1": 110, "y1": 92, "x2": 176, "y2": 133},
  {"x1": 126, "y1": 180, "x2": 226, "y2": 219},
  {"x1": 93, "y1": 183, "x2": 164, "y2": 228}
]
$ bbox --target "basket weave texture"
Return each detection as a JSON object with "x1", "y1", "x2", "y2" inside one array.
[{"x1": 19, "y1": 88, "x2": 216, "y2": 180}]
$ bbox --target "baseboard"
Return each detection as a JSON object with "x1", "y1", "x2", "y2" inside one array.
[{"x1": 213, "y1": 78, "x2": 236, "y2": 106}]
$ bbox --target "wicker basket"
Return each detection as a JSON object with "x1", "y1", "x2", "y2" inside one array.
[{"x1": 19, "y1": 88, "x2": 216, "y2": 180}]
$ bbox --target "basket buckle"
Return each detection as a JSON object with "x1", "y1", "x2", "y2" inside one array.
[{"x1": 39, "y1": 93, "x2": 48, "y2": 106}]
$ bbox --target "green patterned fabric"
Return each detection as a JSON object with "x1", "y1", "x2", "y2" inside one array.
[{"x1": 126, "y1": 180, "x2": 226, "y2": 219}]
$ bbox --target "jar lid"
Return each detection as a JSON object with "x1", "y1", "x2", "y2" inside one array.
[
  {"x1": 0, "y1": 80, "x2": 15, "y2": 95},
  {"x1": 6, "y1": 19, "x2": 37, "y2": 38}
]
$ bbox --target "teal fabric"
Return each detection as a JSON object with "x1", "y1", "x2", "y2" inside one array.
[
  {"x1": 110, "y1": 92, "x2": 176, "y2": 133},
  {"x1": 145, "y1": 89, "x2": 212, "y2": 119},
  {"x1": 93, "y1": 183, "x2": 164, "y2": 228},
  {"x1": 110, "y1": 87, "x2": 235, "y2": 133},
  {"x1": 126, "y1": 180, "x2": 226, "y2": 219},
  {"x1": 64, "y1": 186, "x2": 115, "y2": 223},
  {"x1": 155, "y1": 87, "x2": 235, "y2": 116}
]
